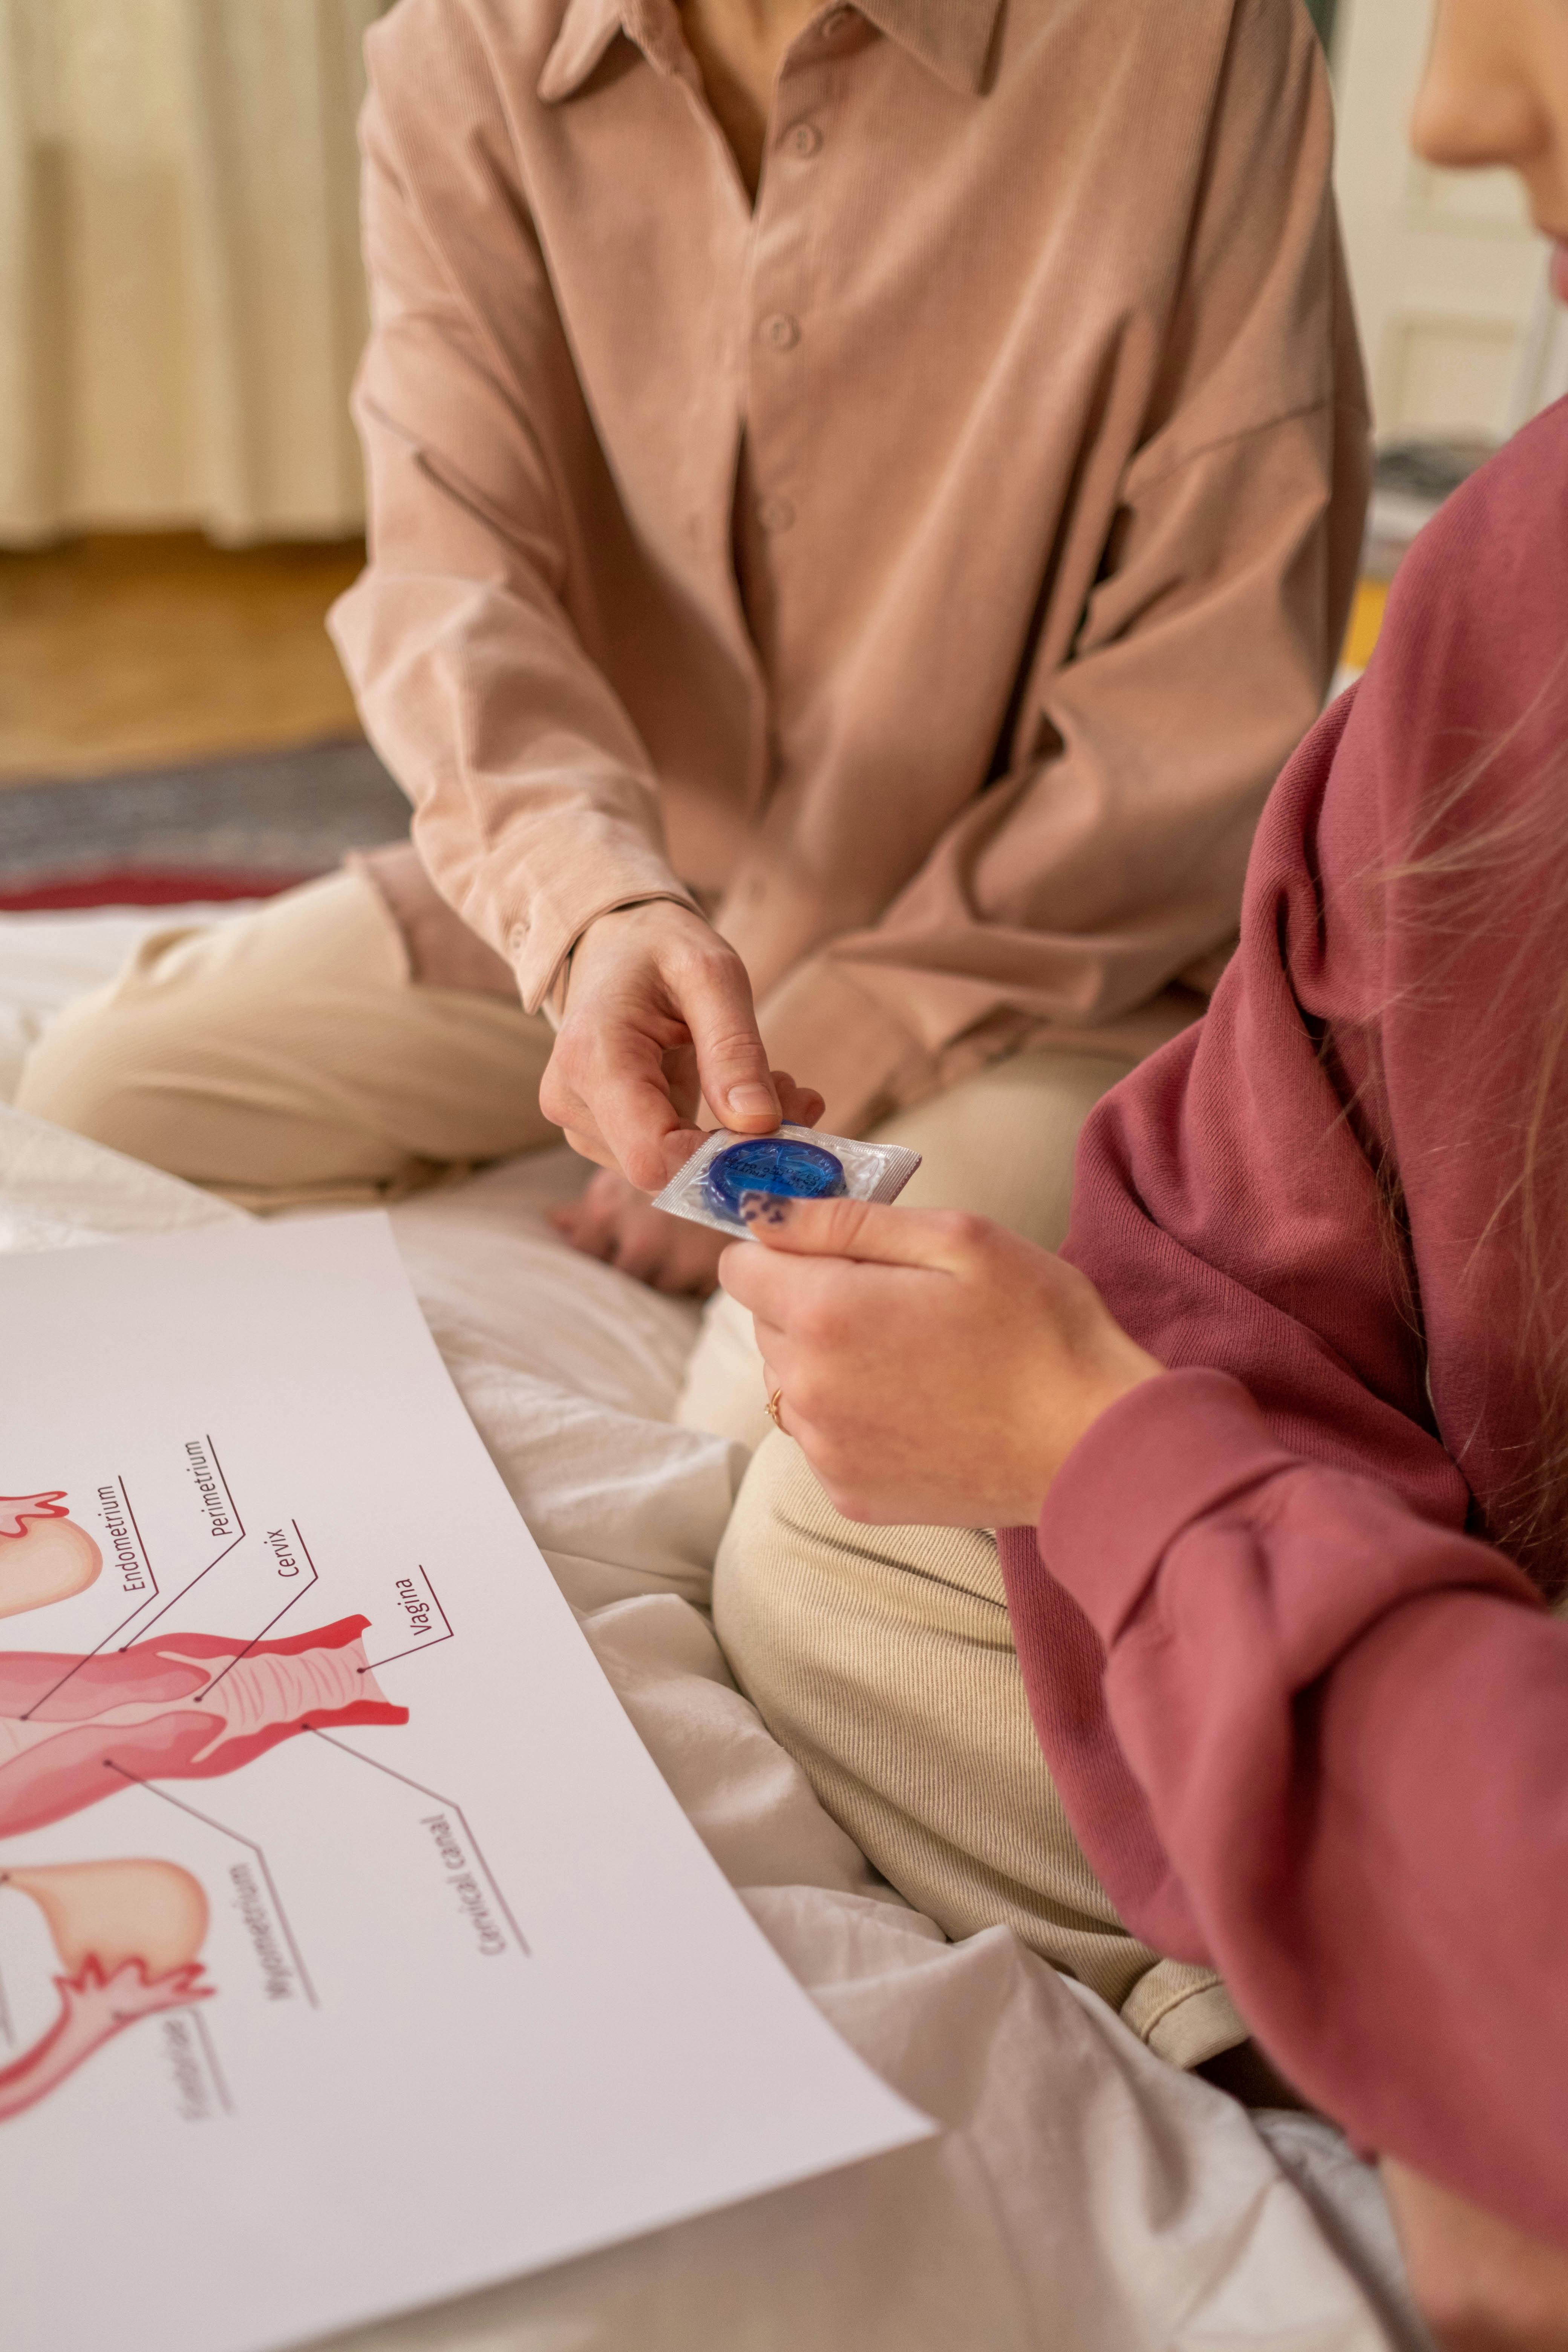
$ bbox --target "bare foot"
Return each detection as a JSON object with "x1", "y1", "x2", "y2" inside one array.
[
  {"x1": 1382, "y1": 2158, "x2": 1568, "y2": 2350},
  {"x1": 551, "y1": 1169, "x2": 729, "y2": 1296}
]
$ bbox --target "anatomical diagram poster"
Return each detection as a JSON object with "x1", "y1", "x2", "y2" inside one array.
[{"x1": 0, "y1": 1214, "x2": 929, "y2": 2352}]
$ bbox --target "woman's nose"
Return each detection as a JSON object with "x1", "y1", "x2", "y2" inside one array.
[{"x1": 1412, "y1": 8, "x2": 1547, "y2": 172}]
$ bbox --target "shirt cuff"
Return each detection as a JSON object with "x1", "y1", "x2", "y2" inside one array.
[
  {"x1": 406, "y1": 786, "x2": 704, "y2": 1018},
  {"x1": 1037, "y1": 1369, "x2": 1298, "y2": 1646},
  {"x1": 518, "y1": 884, "x2": 704, "y2": 1017},
  {"x1": 534, "y1": 889, "x2": 703, "y2": 1028}
]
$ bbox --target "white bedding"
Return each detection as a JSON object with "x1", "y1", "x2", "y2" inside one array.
[{"x1": 0, "y1": 910, "x2": 1431, "y2": 2352}]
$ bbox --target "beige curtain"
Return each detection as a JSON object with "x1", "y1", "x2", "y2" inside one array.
[{"x1": 0, "y1": 0, "x2": 388, "y2": 545}]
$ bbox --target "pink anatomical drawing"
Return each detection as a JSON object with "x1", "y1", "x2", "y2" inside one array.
[
  {"x1": 0, "y1": 1614, "x2": 408, "y2": 1839},
  {"x1": 0, "y1": 1494, "x2": 102, "y2": 1620},
  {"x1": 0, "y1": 1857, "x2": 212, "y2": 2124}
]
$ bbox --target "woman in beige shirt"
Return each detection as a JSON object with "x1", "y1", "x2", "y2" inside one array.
[{"x1": 20, "y1": 0, "x2": 1369, "y2": 1440}]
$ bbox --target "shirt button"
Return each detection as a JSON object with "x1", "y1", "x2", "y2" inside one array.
[
  {"x1": 761, "y1": 312, "x2": 801, "y2": 350},
  {"x1": 757, "y1": 496, "x2": 796, "y2": 534},
  {"x1": 786, "y1": 122, "x2": 822, "y2": 158},
  {"x1": 820, "y1": 5, "x2": 853, "y2": 35}
]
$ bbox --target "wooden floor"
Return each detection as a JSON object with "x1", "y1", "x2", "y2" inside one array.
[
  {"x1": 0, "y1": 534, "x2": 1392, "y2": 793},
  {"x1": 0, "y1": 535, "x2": 366, "y2": 785}
]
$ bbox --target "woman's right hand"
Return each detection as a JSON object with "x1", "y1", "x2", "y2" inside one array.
[{"x1": 539, "y1": 901, "x2": 800, "y2": 1191}]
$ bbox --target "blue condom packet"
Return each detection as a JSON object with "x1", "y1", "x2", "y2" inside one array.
[{"x1": 652, "y1": 1123, "x2": 922, "y2": 1239}]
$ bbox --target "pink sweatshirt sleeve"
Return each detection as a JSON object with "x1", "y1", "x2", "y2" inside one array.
[
  {"x1": 999, "y1": 402, "x2": 1568, "y2": 2245},
  {"x1": 1027, "y1": 1370, "x2": 1566, "y2": 2243}
]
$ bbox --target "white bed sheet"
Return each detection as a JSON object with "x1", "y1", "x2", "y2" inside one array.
[{"x1": 0, "y1": 910, "x2": 1432, "y2": 2352}]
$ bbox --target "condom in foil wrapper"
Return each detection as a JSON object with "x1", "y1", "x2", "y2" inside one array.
[{"x1": 652, "y1": 1124, "x2": 922, "y2": 1239}]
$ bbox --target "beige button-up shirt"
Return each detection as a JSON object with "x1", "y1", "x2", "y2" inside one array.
[{"x1": 332, "y1": 0, "x2": 1369, "y2": 1134}]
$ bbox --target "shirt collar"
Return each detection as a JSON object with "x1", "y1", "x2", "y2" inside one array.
[
  {"x1": 537, "y1": 0, "x2": 635, "y2": 104},
  {"x1": 538, "y1": 0, "x2": 1001, "y2": 106},
  {"x1": 856, "y1": 0, "x2": 1001, "y2": 94}
]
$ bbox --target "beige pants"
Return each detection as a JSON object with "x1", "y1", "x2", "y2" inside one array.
[
  {"x1": 17, "y1": 865, "x2": 1234, "y2": 2055},
  {"x1": 14, "y1": 868, "x2": 560, "y2": 1208},
  {"x1": 16, "y1": 864, "x2": 1135, "y2": 1439},
  {"x1": 716, "y1": 1434, "x2": 1245, "y2": 2068}
]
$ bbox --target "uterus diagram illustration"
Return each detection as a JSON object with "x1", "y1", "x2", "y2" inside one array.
[
  {"x1": 1, "y1": 1494, "x2": 103, "y2": 1620},
  {"x1": 0, "y1": 1856, "x2": 212, "y2": 2124},
  {"x1": 0, "y1": 1615, "x2": 408, "y2": 1840}
]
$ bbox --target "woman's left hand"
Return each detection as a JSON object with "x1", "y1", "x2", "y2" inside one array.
[{"x1": 719, "y1": 1195, "x2": 1162, "y2": 1528}]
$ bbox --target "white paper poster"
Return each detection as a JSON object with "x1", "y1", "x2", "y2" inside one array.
[{"x1": 0, "y1": 1214, "x2": 930, "y2": 2352}]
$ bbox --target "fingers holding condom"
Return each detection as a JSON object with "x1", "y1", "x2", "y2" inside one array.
[
  {"x1": 541, "y1": 902, "x2": 792, "y2": 1192},
  {"x1": 721, "y1": 1197, "x2": 1164, "y2": 1528},
  {"x1": 722, "y1": 1200, "x2": 983, "y2": 1515}
]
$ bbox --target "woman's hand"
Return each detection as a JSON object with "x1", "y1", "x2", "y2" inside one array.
[
  {"x1": 541, "y1": 903, "x2": 822, "y2": 1191},
  {"x1": 719, "y1": 1195, "x2": 1161, "y2": 1528},
  {"x1": 551, "y1": 1170, "x2": 730, "y2": 1295}
]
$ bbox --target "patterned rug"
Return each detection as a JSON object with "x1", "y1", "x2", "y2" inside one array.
[{"x1": 0, "y1": 738, "x2": 410, "y2": 911}]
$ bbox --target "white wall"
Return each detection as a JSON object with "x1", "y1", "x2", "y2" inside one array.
[{"x1": 1331, "y1": 0, "x2": 1559, "y2": 441}]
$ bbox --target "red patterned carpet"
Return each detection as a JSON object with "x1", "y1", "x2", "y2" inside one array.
[{"x1": 0, "y1": 740, "x2": 409, "y2": 910}]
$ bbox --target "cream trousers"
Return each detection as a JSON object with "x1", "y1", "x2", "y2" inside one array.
[
  {"x1": 16, "y1": 864, "x2": 1136, "y2": 1444},
  {"x1": 16, "y1": 865, "x2": 1238, "y2": 2060},
  {"x1": 716, "y1": 1436, "x2": 1247, "y2": 2069}
]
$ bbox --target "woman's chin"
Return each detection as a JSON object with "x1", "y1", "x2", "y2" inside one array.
[{"x1": 1552, "y1": 240, "x2": 1568, "y2": 306}]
